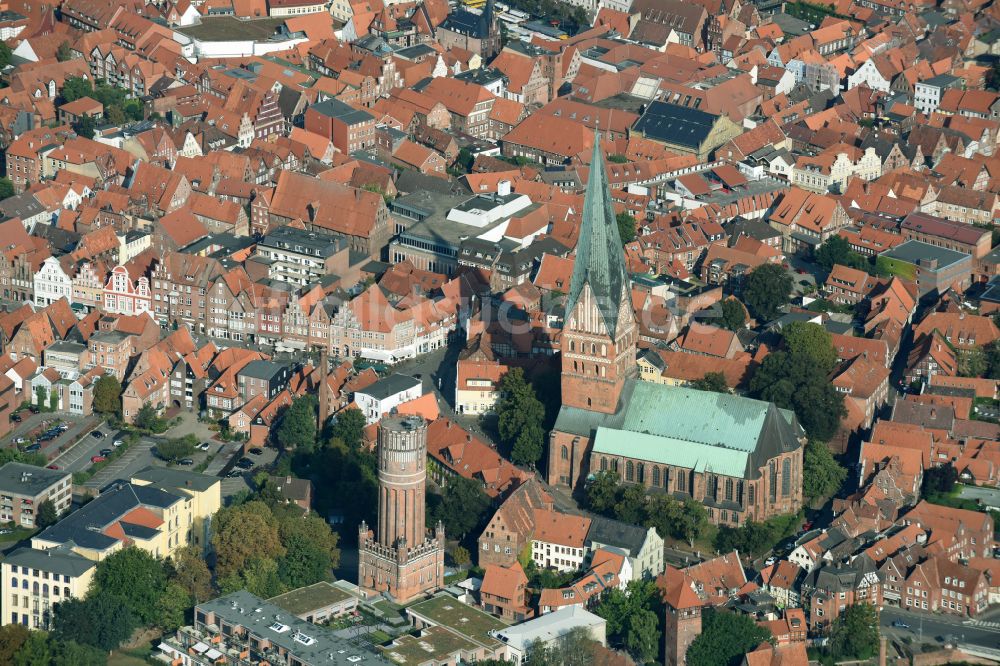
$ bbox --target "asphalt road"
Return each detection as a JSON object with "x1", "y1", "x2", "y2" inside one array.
[{"x1": 880, "y1": 606, "x2": 1000, "y2": 650}]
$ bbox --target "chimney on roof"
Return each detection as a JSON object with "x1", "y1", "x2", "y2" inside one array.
[{"x1": 930, "y1": 408, "x2": 937, "y2": 419}]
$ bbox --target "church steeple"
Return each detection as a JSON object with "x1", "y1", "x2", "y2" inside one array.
[
  {"x1": 565, "y1": 134, "x2": 630, "y2": 337},
  {"x1": 560, "y1": 133, "x2": 637, "y2": 415}
]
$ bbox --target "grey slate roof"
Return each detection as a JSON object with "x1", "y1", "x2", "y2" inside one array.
[
  {"x1": 4, "y1": 545, "x2": 96, "y2": 578},
  {"x1": 357, "y1": 373, "x2": 421, "y2": 400},
  {"x1": 131, "y1": 466, "x2": 219, "y2": 493},
  {"x1": 35, "y1": 482, "x2": 181, "y2": 552},
  {"x1": 564, "y1": 135, "x2": 629, "y2": 337},
  {"x1": 585, "y1": 515, "x2": 649, "y2": 557},
  {"x1": 0, "y1": 462, "x2": 68, "y2": 497}
]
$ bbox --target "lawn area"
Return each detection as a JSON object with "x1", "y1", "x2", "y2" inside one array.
[
  {"x1": 925, "y1": 485, "x2": 982, "y2": 512},
  {"x1": 444, "y1": 570, "x2": 469, "y2": 585},
  {"x1": 177, "y1": 16, "x2": 287, "y2": 41},
  {"x1": 405, "y1": 595, "x2": 507, "y2": 647},
  {"x1": 0, "y1": 525, "x2": 37, "y2": 551},
  {"x1": 107, "y1": 647, "x2": 154, "y2": 666}
]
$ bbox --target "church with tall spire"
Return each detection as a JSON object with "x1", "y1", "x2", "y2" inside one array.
[
  {"x1": 560, "y1": 137, "x2": 637, "y2": 415},
  {"x1": 547, "y1": 137, "x2": 805, "y2": 529}
]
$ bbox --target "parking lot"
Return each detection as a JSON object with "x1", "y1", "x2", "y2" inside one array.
[{"x1": 47, "y1": 420, "x2": 109, "y2": 472}]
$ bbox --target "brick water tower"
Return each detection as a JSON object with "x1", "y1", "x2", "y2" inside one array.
[{"x1": 358, "y1": 415, "x2": 445, "y2": 603}]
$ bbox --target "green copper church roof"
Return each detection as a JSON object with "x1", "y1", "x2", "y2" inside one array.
[
  {"x1": 564, "y1": 135, "x2": 629, "y2": 337},
  {"x1": 555, "y1": 380, "x2": 803, "y2": 480}
]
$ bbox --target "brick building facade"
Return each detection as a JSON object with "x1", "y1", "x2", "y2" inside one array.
[{"x1": 358, "y1": 415, "x2": 445, "y2": 604}]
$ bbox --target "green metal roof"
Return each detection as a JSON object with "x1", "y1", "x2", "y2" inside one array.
[
  {"x1": 557, "y1": 380, "x2": 803, "y2": 479},
  {"x1": 593, "y1": 427, "x2": 749, "y2": 478},
  {"x1": 564, "y1": 134, "x2": 629, "y2": 337}
]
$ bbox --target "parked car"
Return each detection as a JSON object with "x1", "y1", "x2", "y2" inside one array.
[
  {"x1": 27, "y1": 405, "x2": 39, "y2": 414},
  {"x1": 10, "y1": 413, "x2": 21, "y2": 423},
  {"x1": 46, "y1": 464, "x2": 60, "y2": 470},
  {"x1": 178, "y1": 458, "x2": 194, "y2": 466},
  {"x1": 236, "y1": 458, "x2": 254, "y2": 470},
  {"x1": 112, "y1": 439, "x2": 123, "y2": 448},
  {"x1": 226, "y1": 470, "x2": 243, "y2": 478},
  {"x1": 892, "y1": 620, "x2": 910, "y2": 629},
  {"x1": 764, "y1": 557, "x2": 777, "y2": 567},
  {"x1": 90, "y1": 455, "x2": 106, "y2": 463},
  {"x1": 24, "y1": 443, "x2": 40, "y2": 452},
  {"x1": 12, "y1": 437, "x2": 26, "y2": 445},
  {"x1": 99, "y1": 448, "x2": 112, "y2": 457},
  {"x1": 91, "y1": 430, "x2": 105, "y2": 438},
  {"x1": 248, "y1": 447, "x2": 264, "y2": 456},
  {"x1": 198, "y1": 442, "x2": 211, "y2": 451}
]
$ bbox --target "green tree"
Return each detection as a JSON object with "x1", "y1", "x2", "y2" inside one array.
[
  {"x1": 328, "y1": 406, "x2": 365, "y2": 449},
  {"x1": 0, "y1": 178, "x2": 14, "y2": 201},
  {"x1": 49, "y1": 640, "x2": 106, "y2": 666},
  {"x1": 53, "y1": 594, "x2": 136, "y2": 652},
  {"x1": 612, "y1": 483, "x2": 646, "y2": 525},
  {"x1": 496, "y1": 367, "x2": 545, "y2": 467},
  {"x1": 0, "y1": 448, "x2": 46, "y2": 467},
  {"x1": 212, "y1": 501, "x2": 284, "y2": 578},
  {"x1": 55, "y1": 41, "x2": 73, "y2": 62},
  {"x1": 802, "y1": 440, "x2": 847, "y2": 501},
  {"x1": 922, "y1": 463, "x2": 957, "y2": 496},
  {"x1": 829, "y1": 603, "x2": 879, "y2": 660},
  {"x1": 0, "y1": 624, "x2": 30, "y2": 664},
  {"x1": 168, "y1": 545, "x2": 213, "y2": 602},
  {"x1": 218, "y1": 556, "x2": 285, "y2": 598},
  {"x1": 277, "y1": 395, "x2": 318, "y2": 453},
  {"x1": 91, "y1": 547, "x2": 168, "y2": 626},
  {"x1": 814, "y1": 235, "x2": 868, "y2": 272},
  {"x1": 625, "y1": 608, "x2": 659, "y2": 663},
  {"x1": 593, "y1": 580, "x2": 662, "y2": 663},
  {"x1": 585, "y1": 470, "x2": 620, "y2": 514},
  {"x1": 134, "y1": 403, "x2": 166, "y2": 432},
  {"x1": 60, "y1": 76, "x2": 94, "y2": 103},
  {"x1": 155, "y1": 436, "x2": 196, "y2": 462},
  {"x1": 427, "y1": 475, "x2": 491, "y2": 540},
  {"x1": 783, "y1": 321, "x2": 837, "y2": 372},
  {"x1": 673, "y1": 498, "x2": 709, "y2": 547},
  {"x1": 615, "y1": 211, "x2": 636, "y2": 245},
  {"x1": 72, "y1": 115, "x2": 96, "y2": 139},
  {"x1": 277, "y1": 512, "x2": 340, "y2": 588},
  {"x1": 105, "y1": 104, "x2": 126, "y2": 126},
  {"x1": 959, "y1": 347, "x2": 987, "y2": 378},
  {"x1": 456, "y1": 147, "x2": 474, "y2": 172},
  {"x1": 743, "y1": 263, "x2": 792, "y2": 322},
  {"x1": 690, "y1": 371, "x2": 729, "y2": 393},
  {"x1": 985, "y1": 340, "x2": 1000, "y2": 379},
  {"x1": 749, "y1": 324, "x2": 846, "y2": 441},
  {"x1": 451, "y1": 545, "x2": 471, "y2": 566},
  {"x1": 92, "y1": 375, "x2": 122, "y2": 416},
  {"x1": 156, "y1": 581, "x2": 191, "y2": 632},
  {"x1": 686, "y1": 608, "x2": 773, "y2": 666},
  {"x1": 719, "y1": 298, "x2": 747, "y2": 331},
  {"x1": 12, "y1": 632, "x2": 52, "y2": 666},
  {"x1": 35, "y1": 498, "x2": 59, "y2": 528}
]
